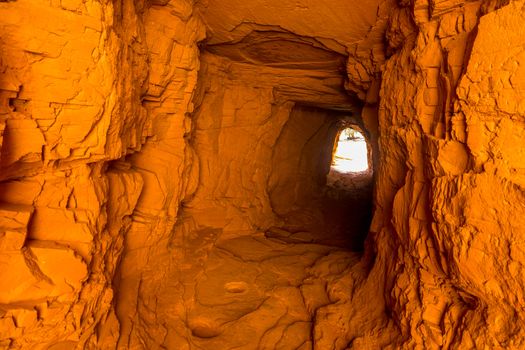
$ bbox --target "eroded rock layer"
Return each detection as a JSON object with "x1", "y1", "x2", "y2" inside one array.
[{"x1": 1, "y1": 0, "x2": 524, "y2": 349}]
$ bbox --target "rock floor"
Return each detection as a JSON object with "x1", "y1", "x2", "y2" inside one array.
[
  {"x1": 132, "y1": 174, "x2": 370, "y2": 350},
  {"x1": 151, "y1": 234, "x2": 361, "y2": 349},
  {"x1": 126, "y1": 170, "x2": 374, "y2": 349}
]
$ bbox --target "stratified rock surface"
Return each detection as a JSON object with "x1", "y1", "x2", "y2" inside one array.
[{"x1": 0, "y1": 0, "x2": 524, "y2": 349}]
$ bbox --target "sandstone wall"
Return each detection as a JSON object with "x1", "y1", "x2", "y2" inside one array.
[
  {"x1": 343, "y1": 0, "x2": 525, "y2": 348},
  {"x1": 268, "y1": 105, "x2": 340, "y2": 217},
  {"x1": 0, "y1": 0, "x2": 204, "y2": 348},
  {"x1": 113, "y1": 1, "x2": 204, "y2": 347}
]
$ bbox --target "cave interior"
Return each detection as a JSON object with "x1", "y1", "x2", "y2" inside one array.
[{"x1": 1, "y1": 0, "x2": 525, "y2": 349}]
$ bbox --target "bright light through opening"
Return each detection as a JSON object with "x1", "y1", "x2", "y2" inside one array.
[{"x1": 331, "y1": 128, "x2": 369, "y2": 173}]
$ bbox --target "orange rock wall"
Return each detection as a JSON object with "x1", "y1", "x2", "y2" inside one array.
[
  {"x1": 0, "y1": 0, "x2": 204, "y2": 348},
  {"x1": 268, "y1": 105, "x2": 340, "y2": 217},
  {"x1": 353, "y1": 0, "x2": 525, "y2": 348}
]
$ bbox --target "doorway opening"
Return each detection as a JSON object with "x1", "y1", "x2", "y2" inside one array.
[
  {"x1": 331, "y1": 128, "x2": 369, "y2": 173},
  {"x1": 327, "y1": 124, "x2": 373, "y2": 191}
]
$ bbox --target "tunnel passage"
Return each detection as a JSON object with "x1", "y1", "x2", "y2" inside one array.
[
  {"x1": 142, "y1": 49, "x2": 377, "y2": 349},
  {"x1": 267, "y1": 106, "x2": 374, "y2": 250},
  {"x1": 117, "y1": 26, "x2": 379, "y2": 348},
  {"x1": 195, "y1": 27, "x2": 375, "y2": 250}
]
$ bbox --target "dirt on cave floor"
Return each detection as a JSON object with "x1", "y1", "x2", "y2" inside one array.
[{"x1": 144, "y1": 171, "x2": 373, "y2": 349}]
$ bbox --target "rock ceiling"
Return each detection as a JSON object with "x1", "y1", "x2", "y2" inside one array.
[
  {"x1": 196, "y1": 0, "x2": 382, "y2": 50},
  {"x1": 196, "y1": 0, "x2": 387, "y2": 112}
]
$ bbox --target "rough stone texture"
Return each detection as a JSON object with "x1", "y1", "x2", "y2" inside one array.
[
  {"x1": 353, "y1": 0, "x2": 525, "y2": 348},
  {"x1": 0, "y1": 0, "x2": 202, "y2": 348},
  {"x1": 1, "y1": 0, "x2": 524, "y2": 349}
]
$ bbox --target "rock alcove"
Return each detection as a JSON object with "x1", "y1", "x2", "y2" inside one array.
[{"x1": 1, "y1": 0, "x2": 525, "y2": 349}]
